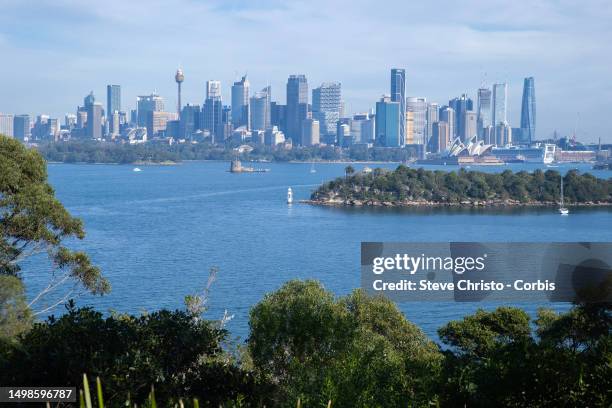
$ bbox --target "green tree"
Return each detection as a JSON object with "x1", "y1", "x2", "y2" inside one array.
[{"x1": 0, "y1": 135, "x2": 109, "y2": 321}]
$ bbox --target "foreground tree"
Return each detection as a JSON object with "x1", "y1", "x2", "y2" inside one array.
[
  {"x1": 0, "y1": 135, "x2": 109, "y2": 326},
  {"x1": 248, "y1": 280, "x2": 442, "y2": 407}
]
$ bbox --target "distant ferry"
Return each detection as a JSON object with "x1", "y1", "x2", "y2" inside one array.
[
  {"x1": 287, "y1": 187, "x2": 293, "y2": 204},
  {"x1": 491, "y1": 144, "x2": 556, "y2": 164},
  {"x1": 133, "y1": 167, "x2": 142, "y2": 172}
]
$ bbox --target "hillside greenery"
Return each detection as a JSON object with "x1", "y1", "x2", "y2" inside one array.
[{"x1": 311, "y1": 165, "x2": 612, "y2": 205}]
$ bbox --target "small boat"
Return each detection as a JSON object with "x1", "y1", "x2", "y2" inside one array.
[
  {"x1": 133, "y1": 167, "x2": 142, "y2": 172},
  {"x1": 559, "y1": 177, "x2": 569, "y2": 215},
  {"x1": 287, "y1": 187, "x2": 293, "y2": 204},
  {"x1": 309, "y1": 162, "x2": 316, "y2": 174}
]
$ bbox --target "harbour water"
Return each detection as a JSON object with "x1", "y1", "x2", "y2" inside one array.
[{"x1": 24, "y1": 161, "x2": 612, "y2": 340}]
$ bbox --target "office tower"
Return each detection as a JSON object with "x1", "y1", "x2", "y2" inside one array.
[
  {"x1": 312, "y1": 82, "x2": 341, "y2": 138},
  {"x1": 137, "y1": 94, "x2": 164, "y2": 127},
  {"x1": 375, "y1": 96, "x2": 400, "y2": 147},
  {"x1": 337, "y1": 123, "x2": 350, "y2": 147},
  {"x1": 449, "y1": 94, "x2": 473, "y2": 141},
  {"x1": 463, "y1": 111, "x2": 478, "y2": 140},
  {"x1": 350, "y1": 113, "x2": 373, "y2": 144},
  {"x1": 175, "y1": 69, "x2": 184, "y2": 117},
  {"x1": 264, "y1": 126, "x2": 285, "y2": 146},
  {"x1": 231, "y1": 75, "x2": 250, "y2": 129},
  {"x1": 494, "y1": 122, "x2": 512, "y2": 146},
  {"x1": 13, "y1": 114, "x2": 31, "y2": 141},
  {"x1": 430, "y1": 121, "x2": 450, "y2": 153},
  {"x1": 32, "y1": 115, "x2": 48, "y2": 140},
  {"x1": 110, "y1": 111, "x2": 120, "y2": 138},
  {"x1": 48, "y1": 118, "x2": 59, "y2": 140},
  {"x1": 202, "y1": 80, "x2": 223, "y2": 143},
  {"x1": 492, "y1": 83, "x2": 508, "y2": 126},
  {"x1": 301, "y1": 118, "x2": 320, "y2": 146},
  {"x1": 84, "y1": 92, "x2": 102, "y2": 139},
  {"x1": 438, "y1": 106, "x2": 455, "y2": 141},
  {"x1": 426, "y1": 103, "x2": 439, "y2": 145},
  {"x1": 406, "y1": 97, "x2": 427, "y2": 145},
  {"x1": 130, "y1": 110, "x2": 138, "y2": 127},
  {"x1": 271, "y1": 102, "x2": 286, "y2": 133},
  {"x1": 477, "y1": 87, "x2": 492, "y2": 140},
  {"x1": 250, "y1": 86, "x2": 271, "y2": 131},
  {"x1": 147, "y1": 111, "x2": 178, "y2": 138},
  {"x1": 0, "y1": 113, "x2": 14, "y2": 137},
  {"x1": 390, "y1": 69, "x2": 406, "y2": 146},
  {"x1": 76, "y1": 109, "x2": 87, "y2": 129},
  {"x1": 64, "y1": 114, "x2": 77, "y2": 130},
  {"x1": 286, "y1": 74, "x2": 308, "y2": 144},
  {"x1": 520, "y1": 77, "x2": 536, "y2": 144},
  {"x1": 106, "y1": 85, "x2": 121, "y2": 119},
  {"x1": 180, "y1": 104, "x2": 201, "y2": 139}
]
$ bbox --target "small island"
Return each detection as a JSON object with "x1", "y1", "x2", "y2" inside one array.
[{"x1": 306, "y1": 166, "x2": 612, "y2": 207}]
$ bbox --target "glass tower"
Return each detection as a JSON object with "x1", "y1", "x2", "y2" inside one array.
[
  {"x1": 520, "y1": 77, "x2": 536, "y2": 144},
  {"x1": 492, "y1": 83, "x2": 507, "y2": 126},
  {"x1": 390, "y1": 69, "x2": 406, "y2": 146}
]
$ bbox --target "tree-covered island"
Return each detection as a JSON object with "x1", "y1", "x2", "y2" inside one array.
[{"x1": 307, "y1": 166, "x2": 612, "y2": 207}]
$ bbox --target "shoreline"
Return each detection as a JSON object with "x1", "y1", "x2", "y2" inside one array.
[{"x1": 301, "y1": 198, "x2": 612, "y2": 208}]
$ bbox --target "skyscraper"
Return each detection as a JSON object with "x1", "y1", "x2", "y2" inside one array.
[
  {"x1": 477, "y1": 87, "x2": 492, "y2": 140},
  {"x1": 426, "y1": 103, "x2": 439, "y2": 146},
  {"x1": 0, "y1": 113, "x2": 14, "y2": 137},
  {"x1": 180, "y1": 104, "x2": 201, "y2": 139},
  {"x1": 439, "y1": 106, "x2": 455, "y2": 142},
  {"x1": 286, "y1": 75, "x2": 308, "y2": 145},
  {"x1": 203, "y1": 80, "x2": 223, "y2": 143},
  {"x1": 84, "y1": 92, "x2": 102, "y2": 139},
  {"x1": 390, "y1": 69, "x2": 406, "y2": 146},
  {"x1": 492, "y1": 83, "x2": 508, "y2": 126},
  {"x1": 13, "y1": 114, "x2": 31, "y2": 141},
  {"x1": 449, "y1": 94, "x2": 473, "y2": 142},
  {"x1": 137, "y1": 94, "x2": 164, "y2": 127},
  {"x1": 463, "y1": 111, "x2": 478, "y2": 141},
  {"x1": 375, "y1": 96, "x2": 400, "y2": 147},
  {"x1": 231, "y1": 75, "x2": 250, "y2": 129},
  {"x1": 406, "y1": 97, "x2": 427, "y2": 145},
  {"x1": 106, "y1": 85, "x2": 121, "y2": 118},
  {"x1": 301, "y1": 118, "x2": 320, "y2": 146},
  {"x1": 520, "y1": 77, "x2": 536, "y2": 144},
  {"x1": 312, "y1": 82, "x2": 342, "y2": 139},
  {"x1": 250, "y1": 86, "x2": 271, "y2": 131}
]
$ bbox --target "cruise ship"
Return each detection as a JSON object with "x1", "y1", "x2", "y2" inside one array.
[{"x1": 491, "y1": 144, "x2": 556, "y2": 164}]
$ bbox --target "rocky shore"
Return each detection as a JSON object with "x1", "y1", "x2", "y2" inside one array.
[{"x1": 302, "y1": 197, "x2": 612, "y2": 208}]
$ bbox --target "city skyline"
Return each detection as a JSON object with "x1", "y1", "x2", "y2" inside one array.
[{"x1": 0, "y1": 0, "x2": 611, "y2": 142}]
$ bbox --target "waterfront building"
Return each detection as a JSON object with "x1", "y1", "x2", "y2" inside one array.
[
  {"x1": 250, "y1": 86, "x2": 271, "y2": 131},
  {"x1": 390, "y1": 68, "x2": 406, "y2": 146},
  {"x1": 202, "y1": 80, "x2": 223, "y2": 143},
  {"x1": 492, "y1": 83, "x2": 508, "y2": 126},
  {"x1": 449, "y1": 94, "x2": 473, "y2": 142},
  {"x1": 231, "y1": 75, "x2": 250, "y2": 129},
  {"x1": 137, "y1": 94, "x2": 164, "y2": 127},
  {"x1": 375, "y1": 95, "x2": 400, "y2": 147},
  {"x1": 438, "y1": 106, "x2": 455, "y2": 142},
  {"x1": 520, "y1": 77, "x2": 536, "y2": 144},
  {"x1": 0, "y1": 113, "x2": 14, "y2": 137},
  {"x1": 301, "y1": 118, "x2": 320, "y2": 146},
  {"x1": 312, "y1": 82, "x2": 341, "y2": 139},
  {"x1": 476, "y1": 87, "x2": 492, "y2": 141},
  {"x1": 13, "y1": 114, "x2": 31, "y2": 141},
  {"x1": 286, "y1": 75, "x2": 308, "y2": 145},
  {"x1": 406, "y1": 96, "x2": 427, "y2": 145}
]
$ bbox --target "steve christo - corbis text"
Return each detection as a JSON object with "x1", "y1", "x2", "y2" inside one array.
[{"x1": 370, "y1": 253, "x2": 556, "y2": 293}]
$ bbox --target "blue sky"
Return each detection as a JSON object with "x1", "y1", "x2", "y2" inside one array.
[{"x1": 0, "y1": 0, "x2": 611, "y2": 142}]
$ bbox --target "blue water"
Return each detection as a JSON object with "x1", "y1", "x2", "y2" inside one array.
[{"x1": 24, "y1": 161, "x2": 612, "y2": 341}]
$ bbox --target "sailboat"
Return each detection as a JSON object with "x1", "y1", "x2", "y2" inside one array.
[
  {"x1": 287, "y1": 187, "x2": 293, "y2": 204},
  {"x1": 559, "y1": 176, "x2": 569, "y2": 215},
  {"x1": 309, "y1": 161, "x2": 316, "y2": 174}
]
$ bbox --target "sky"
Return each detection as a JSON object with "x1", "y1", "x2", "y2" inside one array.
[{"x1": 0, "y1": 0, "x2": 611, "y2": 143}]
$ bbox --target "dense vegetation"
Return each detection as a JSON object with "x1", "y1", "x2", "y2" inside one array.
[
  {"x1": 311, "y1": 165, "x2": 612, "y2": 205},
  {"x1": 35, "y1": 140, "x2": 416, "y2": 164}
]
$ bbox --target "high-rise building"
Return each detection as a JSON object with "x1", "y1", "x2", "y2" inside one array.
[
  {"x1": 250, "y1": 86, "x2": 271, "y2": 131},
  {"x1": 492, "y1": 83, "x2": 508, "y2": 126},
  {"x1": 106, "y1": 85, "x2": 121, "y2": 118},
  {"x1": 180, "y1": 104, "x2": 201, "y2": 139},
  {"x1": 426, "y1": 103, "x2": 439, "y2": 145},
  {"x1": 312, "y1": 82, "x2": 342, "y2": 138},
  {"x1": 202, "y1": 80, "x2": 223, "y2": 143},
  {"x1": 264, "y1": 126, "x2": 285, "y2": 146},
  {"x1": 375, "y1": 96, "x2": 400, "y2": 147},
  {"x1": 439, "y1": 106, "x2": 455, "y2": 142},
  {"x1": 430, "y1": 121, "x2": 450, "y2": 153},
  {"x1": 405, "y1": 111, "x2": 415, "y2": 144},
  {"x1": 147, "y1": 111, "x2": 178, "y2": 138},
  {"x1": 476, "y1": 87, "x2": 492, "y2": 140},
  {"x1": 137, "y1": 94, "x2": 164, "y2": 127},
  {"x1": 463, "y1": 111, "x2": 478, "y2": 140},
  {"x1": 350, "y1": 113, "x2": 374, "y2": 144},
  {"x1": 84, "y1": 92, "x2": 102, "y2": 139},
  {"x1": 286, "y1": 74, "x2": 308, "y2": 144},
  {"x1": 0, "y1": 113, "x2": 14, "y2": 138},
  {"x1": 390, "y1": 69, "x2": 406, "y2": 146},
  {"x1": 271, "y1": 102, "x2": 286, "y2": 133},
  {"x1": 494, "y1": 122, "x2": 512, "y2": 146},
  {"x1": 520, "y1": 77, "x2": 536, "y2": 144},
  {"x1": 301, "y1": 118, "x2": 320, "y2": 146},
  {"x1": 406, "y1": 97, "x2": 427, "y2": 145},
  {"x1": 64, "y1": 114, "x2": 77, "y2": 130},
  {"x1": 13, "y1": 114, "x2": 31, "y2": 141},
  {"x1": 449, "y1": 94, "x2": 473, "y2": 141},
  {"x1": 231, "y1": 75, "x2": 250, "y2": 129}
]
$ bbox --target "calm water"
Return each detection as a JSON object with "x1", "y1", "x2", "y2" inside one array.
[{"x1": 24, "y1": 161, "x2": 612, "y2": 340}]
